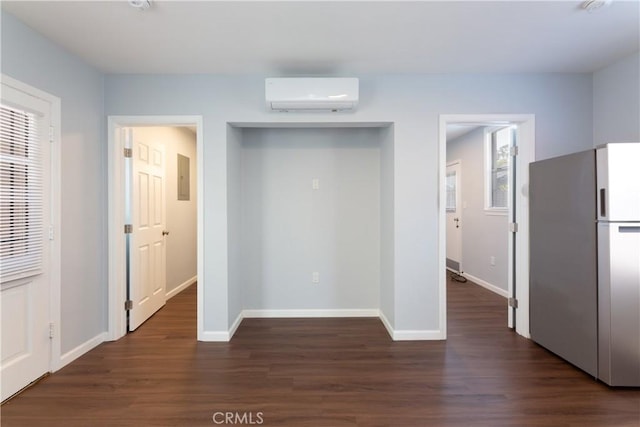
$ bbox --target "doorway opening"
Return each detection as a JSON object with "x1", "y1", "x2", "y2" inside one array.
[
  {"x1": 445, "y1": 159, "x2": 464, "y2": 282},
  {"x1": 108, "y1": 116, "x2": 203, "y2": 340},
  {"x1": 439, "y1": 114, "x2": 534, "y2": 338}
]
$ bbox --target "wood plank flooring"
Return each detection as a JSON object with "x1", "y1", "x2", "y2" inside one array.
[{"x1": 2, "y1": 277, "x2": 639, "y2": 426}]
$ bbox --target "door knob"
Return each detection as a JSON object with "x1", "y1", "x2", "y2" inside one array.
[{"x1": 162, "y1": 230, "x2": 170, "y2": 236}]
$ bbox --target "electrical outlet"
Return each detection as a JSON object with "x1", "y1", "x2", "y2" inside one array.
[
  {"x1": 312, "y1": 178, "x2": 320, "y2": 190},
  {"x1": 312, "y1": 272, "x2": 319, "y2": 283},
  {"x1": 490, "y1": 256, "x2": 496, "y2": 266}
]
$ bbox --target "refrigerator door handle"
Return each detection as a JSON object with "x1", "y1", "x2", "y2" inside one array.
[
  {"x1": 600, "y1": 188, "x2": 606, "y2": 218},
  {"x1": 619, "y1": 226, "x2": 640, "y2": 233}
]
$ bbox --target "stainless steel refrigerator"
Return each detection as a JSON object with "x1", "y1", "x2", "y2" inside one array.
[{"x1": 530, "y1": 142, "x2": 640, "y2": 386}]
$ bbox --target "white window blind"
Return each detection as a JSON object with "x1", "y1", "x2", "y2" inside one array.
[{"x1": 0, "y1": 104, "x2": 43, "y2": 282}]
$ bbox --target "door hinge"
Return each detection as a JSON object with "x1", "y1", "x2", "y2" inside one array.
[
  {"x1": 124, "y1": 224, "x2": 133, "y2": 234},
  {"x1": 125, "y1": 300, "x2": 133, "y2": 311},
  {"x1": 49, "y1": 126, "x2": 55, "y2": 143},
  {"x1": 123, "y1": 147, "x2": 133, "y2": 158},
  {"x1": 510, "y1": 146, "x2": 519, "y2": 156},
  {"x1": 49, "y1": 322, "x2": 54, "y2": 339},
  {"x1": 48, "y1": 225, "x2": 54, "y2": 241},
  {"x1": 509, "y1": 222, "x2": 519, "y2": 233},
  {"x1": 508, "y1": 298, "x2": 519, "y2": 309}
]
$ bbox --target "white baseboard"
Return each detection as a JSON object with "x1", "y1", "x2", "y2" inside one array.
[
  {"x1": 166, "y1": 275, "x2": 197, "y2": 300},
  {"x1": 228, "y1": 311, "x2": 244, "y2": 340},
  {"x1": 200, "y1": 309, "x2": 378, "y2": 342},
  {"x1": 199, "y1": 330, "x2": 233, "y2": 342},
  {"x1": 462, "y1": 272, "x2": 509, "y2": 298},
  {"x1": 56, "y1": 331, "x2": 108, "y2": 371},
  {"x1": 378, "y1": 310, "x2": 394, "y2": 339},
  {"x1": 392, "y1": 329, "x2": 445, "y2": 340},
  {"x1": 199, "y1": 309, "x2": 443, "y2": 343},
  {"x1": 378, "y1": 311, "x2": 444, "y2": 340},
  {"x1": 242, "y1": 309, "x2": 380, "y2": 318}
]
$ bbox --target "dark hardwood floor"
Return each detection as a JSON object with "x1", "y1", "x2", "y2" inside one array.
[{"x1": 2, "y1": 278, "x2": 639, "y2": 426}]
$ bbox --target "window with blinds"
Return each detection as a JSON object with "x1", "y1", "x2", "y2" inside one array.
[
  {"x1": 446, "y1": 170, "x2": 456, "y2": 212},
  {"x1": 485, "y1": 126, "x2": 513, "y2": 211},
  {"x1": 0, "y1": 104, "x2": 43, "y2": 282}
]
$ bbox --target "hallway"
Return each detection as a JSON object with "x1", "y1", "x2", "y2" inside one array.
[{"x1": 2, "y1": 279, "x2": 639, "y2": 426}]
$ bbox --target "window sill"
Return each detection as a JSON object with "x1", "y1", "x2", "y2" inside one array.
[{"x1": 484, "y1": 209, "x2": 508, "y2": 216}]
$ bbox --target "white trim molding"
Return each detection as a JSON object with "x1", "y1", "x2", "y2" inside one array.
[
  {"x1": 199, "y1": 331, "x2": 234, "y2": 342},
  {"x1": 228, "y1": 312, "x2": 244, "y2": 339},
  {"x1": 379, "y1": 310, "x2": 444, "y2": 340},
  {"x1": 57, "y1": 332, "x2": 108, "y2": 371},
  {"x1": 378, "y1": 310, "x2": 394, "y2": 339},
  {"x1": 462, "y1": 272, "x2": 509, "y2": 298},
  {"x1": 166, "y1": 276, "x2": 197, "y2": 300},
  {"x1": 242, "y1": 309, "x2": 380, "y2": 318},
  {"x1": 392, "y1": 329, "x2": 446, "y2": 341},
  {"x1": 199, "y1": 309, "x2": 447, "y2": 342}
]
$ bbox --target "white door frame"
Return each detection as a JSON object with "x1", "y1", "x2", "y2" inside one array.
[
  {"x1": 439, "y1": 114, "x2": 535, "y2": 339},
  {"x1": 107, "y1": 116, "x2": 203, "y2": 341},
  {"x1": 0, "y1": 75, "x2": 62, "y2": 375}
]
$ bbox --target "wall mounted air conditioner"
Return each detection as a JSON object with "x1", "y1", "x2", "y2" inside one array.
[{"x1": 265, "y1": 77, "x2": 359, "y2": 112}]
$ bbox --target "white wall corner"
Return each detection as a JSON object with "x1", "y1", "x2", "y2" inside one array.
[
  {"x1": 379, "y1": 310, "x2": 444, "y2": 341},
  {"x1": 199, "y1": 312, "x2": 244, "y2": 343},
  {"x1": 55, "y1": 332, "x2": 109, "y2": 372}
]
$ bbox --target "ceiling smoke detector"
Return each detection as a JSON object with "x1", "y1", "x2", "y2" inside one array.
[
  {"x1": 129, "y1": 0, "x2": 151, "y2": 10},
  {"x1": 581, "y1": 0, "x2": 612, "y2": 12}
]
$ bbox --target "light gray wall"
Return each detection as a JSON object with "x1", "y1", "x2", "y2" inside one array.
[
  {"x1": 227, "y1": 125, "x2": 243, "y2": 325},
  {"x1": 593, "y1": 52, "x2": 640, "y2": 146},
  {"x1": 131, "y1": 126, "x2": 197, "y2": 294},
  {"x1": 1, "y1": 12, "x2": 105, "y2": 353},
  {"x1": 104, "y1": 72, "x2": 593, "y2": 334},
  {"x1": 447, "y1": 127, "x2": 508, "y2": 292},
  {"x1": 239, "y1": 128, "x2": 381, "y2": 310},
  {"x1": 166, "y1": 127, "x2": 197, "y2": 292},
  {"x1": 379, "y1": 125, "x2": 395, "y2": 325}
]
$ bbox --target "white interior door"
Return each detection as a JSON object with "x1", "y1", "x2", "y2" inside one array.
[
  {"x1": 1, "y1": 83, "x2": 51, "y2": 401},
  {"x1": 446, "y1": 162, "x2": 462, "y2": 273},
  {"x1": 128, "y1": 128, "x2": 167, "y2": 331}
]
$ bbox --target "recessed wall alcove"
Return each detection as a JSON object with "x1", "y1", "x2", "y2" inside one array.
[{"x1": 226, "y1": 123, "x2": 395, "y2": 336}]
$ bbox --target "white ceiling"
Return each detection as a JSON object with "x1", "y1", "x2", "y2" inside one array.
[{"x1": 2, "y1": 1, "x2": 639, "y2": 75}]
